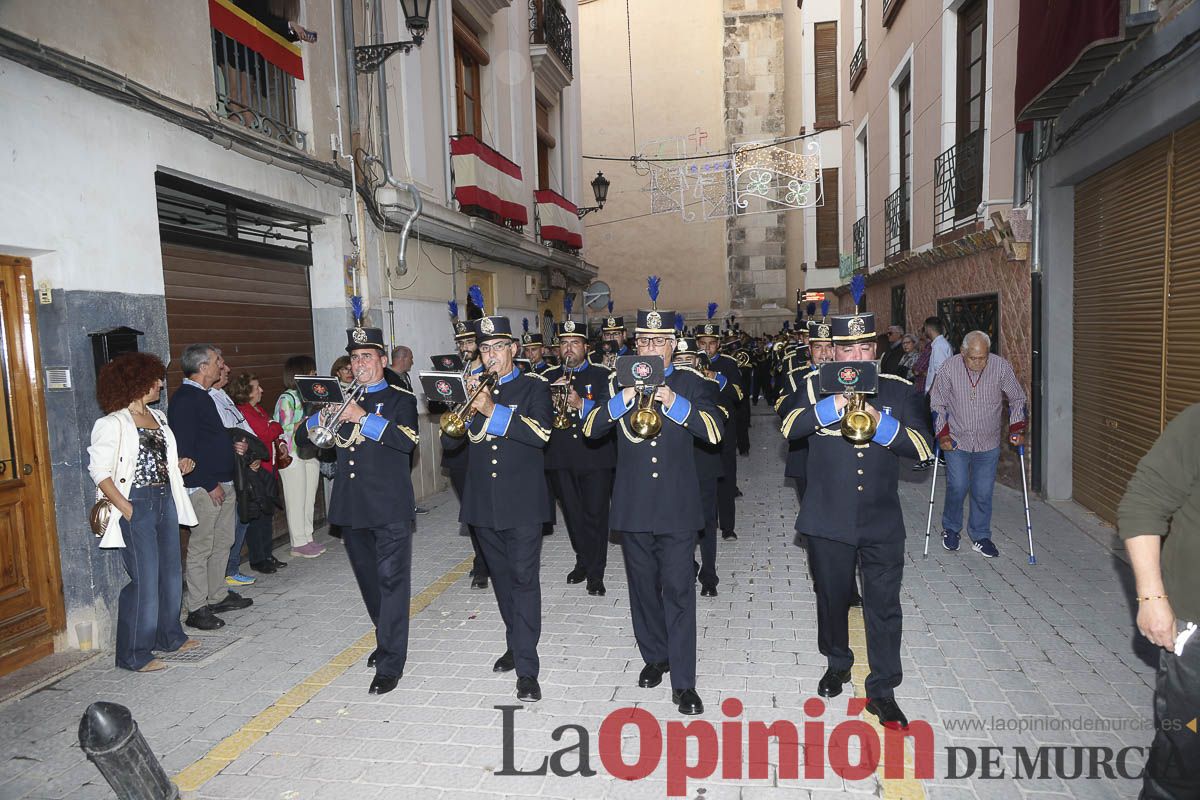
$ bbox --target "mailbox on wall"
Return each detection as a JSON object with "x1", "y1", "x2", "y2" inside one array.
[{"x1": 88, "y1": 327, "x2": 144, "y2": 374}]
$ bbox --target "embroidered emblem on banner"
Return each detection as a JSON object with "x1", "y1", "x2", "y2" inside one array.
[
  {"x1": 838, "y1": 366, "x2": 860, "y2": 386},
  {"x1": 633, "y1": 361, "x2": 653, "y2": 381},
  {"x1": 435, "y1": 380, "x2": 453, "y2": 397}
]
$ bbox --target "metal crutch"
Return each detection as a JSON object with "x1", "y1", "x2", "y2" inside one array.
[
  {"x1": 923, "y1": 445, "x2": 941, "y2": 558},
  {"x1": 1018, "y1": 444, "x2": 1036, "y2": 565}
]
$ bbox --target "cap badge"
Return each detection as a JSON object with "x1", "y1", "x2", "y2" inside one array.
[
  {"x1": 522, "y1": 333, "x2": 532, "y2": 344},
  {"x1": 646, "y1": 311, "x2": 662, "y2": 330},
  {"x1": 455, "y1": 321, "x2": 467, "y2": 334},
  {"x1": 352, "y1": 327, "x2": 368, "y2": 344},
  {"x1": 564, "y1": 320, "x2": 576, "y2": 333},
  {"x1": 678, "y1": 340, "x2": 690, "y2": 352},
  {"x1": 481, "y1": 317, "x2": 495, "y2": 335},
  {"x1": 607, "y1": 317, "x2": 617, "y2": 328},
  {"x1": 817, "y1": 324, "x2": 831, "y2": 339},
  {"x1": 848, "y1": 317, "x2": 867, "y2": 336}
]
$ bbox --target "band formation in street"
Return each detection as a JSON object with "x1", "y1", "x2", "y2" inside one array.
[{"x1": 300, "y1": 273, "x2": 1040, "y2": 732}]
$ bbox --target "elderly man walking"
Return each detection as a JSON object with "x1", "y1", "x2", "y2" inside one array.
[{"x1": 929, "y1": 331, "x2": 1027, "y2": 558}]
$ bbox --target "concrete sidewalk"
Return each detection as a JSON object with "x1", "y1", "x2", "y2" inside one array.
[{"x1": 0, "y1": 409, "x2": 1160, "y2": 799}]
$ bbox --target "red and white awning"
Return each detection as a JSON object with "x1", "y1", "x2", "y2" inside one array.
[
  {"x1": 535, "y1": 190, "x2": 583, "y2": 250},
  {"x1": 450, "y1": 136, "x2": 528, "y2": 227}
]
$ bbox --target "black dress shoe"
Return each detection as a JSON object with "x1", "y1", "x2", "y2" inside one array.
[
  {"x1": 700, "y1": 585, "x2": 718, "y2": 597},
  {"x1": 638, "y1": 662, "x2": 669, "y2": 688},
  {"x1": 817, "y1": 668, "x2": 852, "y2": 698},
  {"x1": 672, "y1": 688, "x2": 704, "y2": 715},
  {"x1": 270, "y1": 556, "x2": 288, "y2": 568},
  {"x1": 493, "y1": 649, "x2": 515, "y2": 673},
  {"x1": 210, "y1": 592, "x2": 253, "y2": 613},
  {"x1": 516, "y1": 676, "x2": 541, "y2": 702},
  {"x1": 249, "y1": 560, "x2": 276, "y2": 575},
  {"x1": 722, "y1": 530, "x2": 738, "y2": 541},
  {"x1": 185, "y1": 608, "x2": 225, "y2": 631},
  {"x1": 367, "y1": 650, "x2": 378, "y2": 669},
  {"x1": 849, "y1": 592, "x2": 863, "y2": 608},
  {"x1": 865, "y1": 697, "x2": 909, "y2": 730},
  {"x1": 566, "y1": 567, "x2": 586, "y2": 584},
  {"x1": 586, "y1": 580, "x2": 606, "y2": 596},
  {"x1": 471, "y1": 575, "x2": 489, "y2": 589},
  {"x1": 369, "y1": 674, "x2": 400, "y2": 695}
]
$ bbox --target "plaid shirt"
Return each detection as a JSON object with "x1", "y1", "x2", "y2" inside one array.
[{"x1": 929, "y1": 354, "x2": 1028, "y2": 452}]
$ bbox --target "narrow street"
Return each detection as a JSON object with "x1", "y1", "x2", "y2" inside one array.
[{"x1": 0, "y1": 408, "x2": 1157, "y2": 799}]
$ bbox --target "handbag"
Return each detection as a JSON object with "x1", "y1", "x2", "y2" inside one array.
[
  {"x1": 89, "y1": 416, "x2": 124, "y2": 537},
  {"x1": 274, "y1": 438, "x2": 293, "y2": 470}
]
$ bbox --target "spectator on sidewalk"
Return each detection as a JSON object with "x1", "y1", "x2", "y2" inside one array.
[
  {"x1": 89, "y1": 352, "x2": 200, "y2": 672},
  {"x1": 275, "y1": 355, "x2": 324, "y2": 559},
  {"x1": 209, "y1": 362, "x2": 257, "y2": 587},
  {"x1": 929, "y1": 331, "x2": 1027, "y2": 558},
  {"x1": 924, "y1": 317, "x2": 953, "y2": 393},
  {"x1": 898, "y1": 333, "x2": 919, "y2": 380},
  {"x1": 1118, "y1": 402, "x2": 1200, "y2": 798},
  {"x1": 389, "y1": 345, "x2": 414, "y2": 392},
  {"x1": 879, "y1": 326, "x2": 906, "y2": 376},
  {"x1": 168, "y1": 344, "x2": 253, "y2": 631},
  {"x1": 331, "y1": 355, "x2": 353, "y2": 390},
  {"x1": 231, "y1": 373, "x2": 286, "y2": 575}
]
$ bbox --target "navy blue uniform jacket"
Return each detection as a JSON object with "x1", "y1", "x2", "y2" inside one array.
[{"x1": 541, "y1": 360, "x2": 616, "y2": 472}]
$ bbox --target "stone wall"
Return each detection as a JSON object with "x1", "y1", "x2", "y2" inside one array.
[{"x1": 723, "y1": 0, "x2": 788, "y2": 309}]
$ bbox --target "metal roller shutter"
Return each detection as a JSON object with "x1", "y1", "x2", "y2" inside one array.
[
  {"x1": 1166, "y1": 121, "x2": 1200, "y2": 421},
  {"x1": 1072, "y1": 138, "x2": 1169, "y2": 523}
]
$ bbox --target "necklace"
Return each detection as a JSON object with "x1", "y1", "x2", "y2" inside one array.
[{"x1": 965, "y1": 361, "x2": 986, "y2": 400}]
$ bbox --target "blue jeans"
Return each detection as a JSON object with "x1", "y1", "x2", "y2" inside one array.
[
  {"x1": 115, "y1": 485, "x2": 188, "y2": 670},
  {"x1": 941, "y1": 447, "x2": 1000, "y2": 542},
  {"x1": 227, "y1": 519, "x2": 249, "y2": 576}
]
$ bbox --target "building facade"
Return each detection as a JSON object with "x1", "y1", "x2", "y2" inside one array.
[{"x1": 0, "y1": 0, "x2": 592, "y2": 674}]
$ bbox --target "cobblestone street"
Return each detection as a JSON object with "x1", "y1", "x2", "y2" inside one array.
[{"x1": 0, "y1": 408, "x2": 1159, "y2": 799}]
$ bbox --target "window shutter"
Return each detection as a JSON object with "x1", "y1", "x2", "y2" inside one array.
[
  {"x1": 814, "y1": 22, "x2": 839, "y2": 129},
  {"x1": 816, "y1": 167, "x2": 840, "y2": 268}
]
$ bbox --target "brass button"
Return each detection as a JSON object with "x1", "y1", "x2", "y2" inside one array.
[
  {"x1": 650, "y1": 441, "x2": 657, "y2": 447},
  {"x1": 857, "y1": 486, "x2": 863, "y2": 492},
  {"x1": 652, "y1": 472, "x2": 659, "y2": 478},
  {"x1": 857, "y1": 469, "x2": 863, "y2": 475},
  {"x1": 573, "y1": 434, "x2": 578, "y2": 439},
  {"x1": 492, "y1": 444, "x2": 498, "y2": 450},
  {"x1": 350, "y1": 447, "x2": 356, "y2": 452},
  {"x1": 348, "y1": 460, "x2": 355, "y2": 466},
  {"x1": 491, "y1": 459, "x2": 498, "y2": 465},
  {"x1": 856, "y1": 452, "x2": 863, "y2": 458},
  {"x1": 493, "y1": 390, "x2": 500, "y2": 396},
  {"x1": 651, "y1": 457, "x2": 658, "y2": 463},
  {"x1": 350, "y1": 472, "x2": 356, "y2": 479},
  {"x1": 491, "y1": 472, "x2": 497, "y2": 478}
]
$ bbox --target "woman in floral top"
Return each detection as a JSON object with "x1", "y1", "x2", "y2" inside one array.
[{"x1": 274, "y1": 355, "x2": 324, "y2": 558}]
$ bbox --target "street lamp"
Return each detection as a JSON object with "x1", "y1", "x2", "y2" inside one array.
[
  {"x1": 355, "y1": 0, "x2": 433, "y2": 73},
  {"x1": 576, "y1": 172, "x2": 611, "y2": 219}
]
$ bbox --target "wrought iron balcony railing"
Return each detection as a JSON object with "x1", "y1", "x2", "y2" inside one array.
[
  {"x1": 933, "y1": 129, "x2": 984, "y2": 236},
  {"x1": 853, "y1": 215, "x2": 867, "y2": 270},
  {"x1": 210, "y1": 29, "x2": 306, "y2": 149},
  {"x1": 882, "y1": 0, "x2": 907, "y2": 27},
  {"x1": 530, "y1": 0, "x2": 573, "y2": 77},
  {"x1": 849, "y1": 40, "x2": 867, "y2": 92},
  {"x1": 884, "y1": 185, "x2": 909, "y2": 258}
]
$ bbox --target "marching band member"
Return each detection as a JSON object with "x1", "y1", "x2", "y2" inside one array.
[
  {"x1": 697, "y1": 303, "x2": 744, "y2": 542},
  {"x1": 544, "y1": 317, "x2": 616, "y2": 596},
  {"x1": 584, "y1": 277, "x2": 722, "y2": 715},
  {"x1": 595, "y1": 303, "x2": 631, "y2": 363},
  {"x1": 450, "y1": 314, "x2": 553, "y2": 702},
  {"x1": 520, "y1": 319, "x2": 552, "y2": 374},
  {"x1": 306, "y1": 319, "x2": 419, "y2": 695}
]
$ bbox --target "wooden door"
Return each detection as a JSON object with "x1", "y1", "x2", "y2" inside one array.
[{"x1": 0, "y1": 257, "x2": 64, "y2": 675}]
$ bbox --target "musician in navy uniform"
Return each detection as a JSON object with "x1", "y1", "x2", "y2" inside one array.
[
  {"x1": 442, "y1": 304, "x2": 490, "y2": 589},
  {"x1": 595, "y1": 314, "x2": 631, "y2": 361},
  {"x1": 780, "y1": 310, "x2": 933, "y2": 729},
  {"x1": 544, "y1": 318, "x2": 616, "y2": 595},
  {"x1": 306, "y1": 325, "x2": 420, "y2": 696},
  {"x1": 777, "y1": 314, "x2": 835, "y2": 508},
  {"x1": 448, "y1": 315, "x2": 553, "y2": 702},
  {"x1": 584, "y1": 287, "x2": 722, "y2": 715},
  {"x1": 697, "y1": 309, "x2": 744, "y2": 541},
  {"x1": 521, "y1": 325, "x2": 552, "y2": 374}
]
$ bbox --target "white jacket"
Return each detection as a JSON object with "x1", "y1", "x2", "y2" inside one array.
[{"x1": 87, "y1": 408, "x2": 199, "y2": 548}]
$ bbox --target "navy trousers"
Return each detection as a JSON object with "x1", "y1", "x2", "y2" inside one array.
[
  {"x1": 115, "y1": 485, "x2": 187, "y2": 671},
  {"x1": 547, "y1": 469, "x2": 613, "y2": 582},
  {"x1": 475, "y1": 525, "x2": 543, "y2": 678},
  {"x1": 718, "y1": 441, "x2": 738, "y2": 534},
  {"x1": 620, "y1": 529, "x2": 698, "y2": 690},
  {"x1": 343, "y1": 520, "x2": 414, "y2": 678},
  {"x1": 450, "y1": 468, "x2": 488, "y2": 579},
  {"x1": 697, "y1": 478, "x2": 719, "y2": 589}
]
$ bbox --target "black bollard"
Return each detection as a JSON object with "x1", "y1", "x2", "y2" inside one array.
[{"x1": 78, "y1": 701, "x2": 179, "y2": 800}]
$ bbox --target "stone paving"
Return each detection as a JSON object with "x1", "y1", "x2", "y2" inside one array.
[{"x1": 0, "y1": 409, "x2": 1160, "y2": 799}]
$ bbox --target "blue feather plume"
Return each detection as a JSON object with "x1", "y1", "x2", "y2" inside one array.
[
  {"x1": 707, "y1": 302, "x2": 718, "y2": 321},
  {"x1": 806, "y1": 302, "x2": 816, "y2": 317},
  {"x1": 447, "y1": 299, "x2": 459, "y2": 319},
  {"x1": 563, "y1": 294, "x2": 574, "y2": 316},
  {"x1": 850, "y1": 274, "x2": 866, "y2": 307},
  {"x1": 350, "y1": 295, "x2": 364, "y2": 325},
  {"x1": 820, "y1": 299, "x2": 830, "y2": 317},
  {"x1": 647, "y1": 275, "x2": 661, "y2": 304},
  {"x1": 522, "y1": 317, "x2": 529, "y2": 333},
  {"x1": 675, "y1": 313, "x2": 685, "y2": 332},
  {"x1": 607, "y1": 300, "x2": 614, "y2": 313},
  {"x1": 468, "y1": 284, "x2": 484, "y2": 313}
]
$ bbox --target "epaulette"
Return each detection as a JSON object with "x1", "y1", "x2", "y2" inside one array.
[
  {"x1": 879, "y1": 373, "x2": 914, "y2": 386},
  {"x1": 390, "y1": 384, "x2": 414, "y2": 396},
  {"x1": 525, "y1": 371, "x2": 549, "y2": 382},
  {"x1": 673, "y1": 364, "x2": 708, "y2": 379}
]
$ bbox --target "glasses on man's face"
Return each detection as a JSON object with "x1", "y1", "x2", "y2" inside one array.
[
  {"x1": 478, "y1": 342, "x2": 512, "y2": 354},
  {"x1": 636, "y1": 337, "x2": 672, "y2": 348}
]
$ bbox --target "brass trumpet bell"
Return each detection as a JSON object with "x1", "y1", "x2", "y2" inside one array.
[
  {"x1": 551, "y1": 385, "x2": 573, "y2": 430},
  {"x1": 440, "y1": 371, "x2": 497, "y2": 438},
  {"x1": 630, "y1": 388, "x2": 662, "y2": 438},
  {"x1": 840, "y1": 392, "x2": 877, "y2": 444}
]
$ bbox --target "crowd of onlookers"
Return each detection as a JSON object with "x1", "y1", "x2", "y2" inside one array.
[{"x1": 87, "y1": 342, "x2": 420, "y2": 673}]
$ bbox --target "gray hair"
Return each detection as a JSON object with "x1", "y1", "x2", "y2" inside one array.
[
  {"x1": 390, "y1": 345, "x2": 412, "y2": 361},
  {"x1": 180, "y1": 343, "x2": 221, "y2": 377},
  {"x1": 901, "y1": 333, "x2": 917, "y2": 344},
  {"x1": 886, "y1": 325, "x2": 904, "y2": 336},
  {"x1": 961, "y1": 330, "x2": 991, "y2": 352}
]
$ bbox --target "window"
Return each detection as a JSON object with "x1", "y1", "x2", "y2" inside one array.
[
  {"x1": 891, "y1": 285, "x2": 907, "y2": 328},
  {"x1": 897, "y1": 73, "x2": 912, "y2": 252},
  {"x1": 815, "y1": 167, "x2": 840, "y2": 268},
  {"x1": 814, "y1": 22, "x2": 839, "y2": 130},
  {"x1": 454, "y1": 16, "x2": 489, "y2": 138},
  {"x1": 536, "y1": 100, "x2": 556, "y2": 192},
  {"x1": 956, "y1": 0, "x2": 987, "y2": 144},
  {"x1": 937, "y1": 294, "x2": 999, "y2": 353}
]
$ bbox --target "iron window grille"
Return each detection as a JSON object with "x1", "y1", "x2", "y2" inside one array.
[
  {"x1": 933, "y1": 128, "x2": 984, "y2": 235},
  {"x1": 853, "y1": 215, "x2": 868, "y2": 270},
  {"x1": 210, "y1": 28, "x2": 306, "y2": 150},
  {"x1": 936, "y1": 293, "x2": 999, "y2": 353},
  {"x1": 891, "y1": 285, "x2": 906, "y2": 328},
  {"x1": 884, "y1": 184, "x2": 910, "y2": 257}
]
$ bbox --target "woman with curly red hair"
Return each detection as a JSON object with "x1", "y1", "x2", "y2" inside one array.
[{"x1": 88, "y1": 352, "x2": 201, "y2": 672}]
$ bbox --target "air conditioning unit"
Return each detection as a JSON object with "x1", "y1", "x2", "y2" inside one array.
[{"x1": 525, "y1": 275, "x2": 538, "y2": 296}]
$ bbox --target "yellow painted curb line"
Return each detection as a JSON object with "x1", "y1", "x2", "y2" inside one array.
[
  {"x1": 847, "y1": 606, "x2": 927, "y2": 800},
  {"x1": 175, "y1": 555, "x2": 475, "y2": 794}
]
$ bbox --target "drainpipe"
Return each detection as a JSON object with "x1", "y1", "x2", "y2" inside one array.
[
  {"x1": 436, "y1": 0, "x2": 455, "y2": 207},
  {"x1": 1029, "y1": 120, "x2": 1048, "y2": 494},
  {"x1": 373, "y1": 0, "x2": 393, "y2": 178}
]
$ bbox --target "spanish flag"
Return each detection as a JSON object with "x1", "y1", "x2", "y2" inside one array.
[{"x1": 208, "y1": 0, "x2": 304, "y2": 80}]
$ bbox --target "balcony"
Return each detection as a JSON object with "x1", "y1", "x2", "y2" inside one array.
[
  {"x1": 882, "y1": 0, "x2": 907, "y2": 28},
  {"x1": 210, "y1": 28, "x2": 305, "y2": 150},
  {"x1": 849, "y1": 40, "x2": 867, "y2": 92},
  {"x1": 853, "y1": 215, "x2": 867, "y2": 270},
  {"x1": 884, "y1": 184, "x2": 910, "y2": 258},
  {"x1": 933, "y1": 129, "x2": 984, "y2": 236},
  {"x1": 534, "y1": 190, "x2": 583, "y2": 253},
  {"x1": 529, "y1": 0, "x2": 573, "y2": 99},
  {"x1": 449, "y1": 134, "x2": 529, "y2": 231}
]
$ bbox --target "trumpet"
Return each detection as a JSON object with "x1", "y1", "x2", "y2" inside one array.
[
  {"x1": 440, "y1": 371, "x2": 498, "y2": 438},
  {"x1": 310, "y1": 381, "x2": 368, "y2": 448},
  {"x1": 551, "y1": 356, "x2": 578, "y2": 430},
  {"x1": 840, "y1": 390, "x2": 878, "y2": 444},
  {"x1": 630, "y1": 386, "x2": 662, "y2": 438}
]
